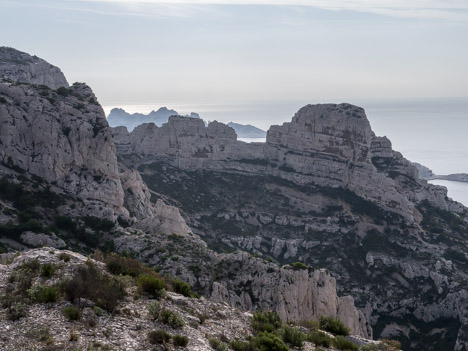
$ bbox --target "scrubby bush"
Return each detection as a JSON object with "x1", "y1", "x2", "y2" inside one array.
[
  {"x1": 147, "y1": 330, "x2": 171, "y2": 344},
  {"x1": 173, "y1": 279, "x2": 194, "y2": 297},
  {"x1": 161, "y1": 309, "x2": 184, "y2": 329},
  {"x1": 319, "y1": 316, "x2": 350, "y2": 336},
  {"x1": 56, "y1": 86, "x2": 70, "y2": 97},
  {"x1": 307, "y1": 330, "x2": 332, "y2": 348},
  {"x1": 147, "y1": 301, "x2": 162, "y2": 320},
  {"x1": 281, "y1": 325, "x2": 305, "y2": 347},
  {"x1": 63, "y1": 306, "x2": 81, "y2": 321},
  {"x1": 106, "y1": 253, "x2": 146, "y2": 277},
  {"x1": 290, "y1": 262, "x2": 308, "y2": 270},
  {"x1": 33, "y1": 285, "x2": 59, "y2": 303},
  {"x1": 58, "y1": 253, "x2": 70, "y2": 262},
  {"x1": 333, "y1": 335, "x2": 358, "y2": 350},
  {"x1": 173, "y1": 334, "x2": 189, "y2": 347},
  {"x1": 40, "y1": 263, "x2": 56, "y2": 278},
  {"x1": 137, "y1": 274, "x2": 166, "y2": 299},
  {"x1": 230, "y1": 338, "x2": 257, "y2": 351},
  {"x1": 254, "y1": 332, "x2": 288, "y2": 351},
  {"x1": 61, "y1": 262, "x2": 125, "y2": 312},
  {"x1": 251, "y1": 310, "x2": 282, "y2": 333},
  {"x1": 209, "y1": 338, "x2": 228, "y2": 351}
]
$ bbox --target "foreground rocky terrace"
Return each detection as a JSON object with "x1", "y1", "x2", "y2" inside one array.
[{"x1": 0, "y1": 248, "x2": 398, "y2": 351}]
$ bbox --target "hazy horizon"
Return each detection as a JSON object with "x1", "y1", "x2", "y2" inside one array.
[{"x1": 1, "y1": 0, "x2": 468, "y2": 106}]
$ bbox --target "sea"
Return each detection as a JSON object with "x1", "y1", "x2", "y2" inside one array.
[{"x1": 103, "y1": 97, "x2": 468, "y2": 206}]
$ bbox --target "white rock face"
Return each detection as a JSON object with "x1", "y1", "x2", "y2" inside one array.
[
  {"x1": 210, "y1": 252, "x2": 372, "y2": 338},
  {"x1": 0, "y1": 47, "x2": 69, "y2": 89},
  {"x1": 134, "y1": 200, "x2": 193, "y2": 236},
  {"x1": 0, "y1": 81, "x2": 125, "y2": 215}
]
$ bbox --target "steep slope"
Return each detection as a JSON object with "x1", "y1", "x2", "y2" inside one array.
[{"x1": 114, "y1": 104, "x2": 468, "y2": 350}]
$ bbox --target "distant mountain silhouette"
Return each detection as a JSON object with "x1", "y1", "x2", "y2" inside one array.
[
  {"x1": 107, "y1": 107, "x2": 200, "y2": 131},
  {"x1": 227, "y1": 122, "x2": 266, "y2": 138}
]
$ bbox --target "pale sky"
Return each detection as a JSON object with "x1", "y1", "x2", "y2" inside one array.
[{"x1": 1, "y1": 0, "x2": 467, "y2": 107}]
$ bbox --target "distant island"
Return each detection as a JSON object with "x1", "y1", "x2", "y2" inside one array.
[
  {"x1": 227, "y1": 122, "x2": 266, "y2": 138},
  {"x1": 107, "y1": 107, "x2": 267, "y2": 138},
  {"x1": 413, "y1": 162, "x2": 468, "y2": 183},
  {"x1": 107, "y1": 107, "x2": 200, "y2": 131}
]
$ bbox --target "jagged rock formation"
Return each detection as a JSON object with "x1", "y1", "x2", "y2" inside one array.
[
  {"x1": 0, "y1": 47, "x2": 68, "y2": 89},
  {"x1": 107, "y1": 107, "x2": 200, "y2": 131},
  {"x1": 114, "y1": 104, "x2": 468, "y2": 350},
  {"x1": 227, "y1": 122, "x2": 266, "y2": 138},
  {"x1": 210, "y1": 252, "x2": 370, "y2": 337}
]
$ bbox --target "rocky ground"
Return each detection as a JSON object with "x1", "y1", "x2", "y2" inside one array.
[{"x1": 0, "y1": 248, "x2": 390, "y2": 351}]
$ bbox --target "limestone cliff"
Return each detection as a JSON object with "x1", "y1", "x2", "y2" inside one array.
[{"x1": 0, "y1": 47, "x2": 68, "y2": 89}]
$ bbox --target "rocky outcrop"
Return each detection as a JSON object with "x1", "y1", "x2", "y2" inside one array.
[
  {"x1": 0, "y1": 47, "x2": 68, "y2": 89},
  {"x1": 210, "y1": 252, "x2": 371, "y2": 337},
  {"x1": 0, "y1": 81, "x2": 126, "y2": 216}
]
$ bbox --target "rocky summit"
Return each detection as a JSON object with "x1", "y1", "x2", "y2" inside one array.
[{"x1": 1, "y1": 48, "x2": 467, "y2": 351}]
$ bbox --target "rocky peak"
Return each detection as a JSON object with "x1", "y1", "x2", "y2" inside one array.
[
  {"x1": 0, "y1": 47, "x2": 68, "y2": 89},
  {"x1": 267, "y1": 103, "x2": 372, "y2": 163}
]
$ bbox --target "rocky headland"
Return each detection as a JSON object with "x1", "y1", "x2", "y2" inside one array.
[{"x1": 413, "y1": 163, "x2": 468, "y2": 183}]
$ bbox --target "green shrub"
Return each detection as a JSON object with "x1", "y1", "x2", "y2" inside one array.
[
  {"x1": 173, "y1": 279, "x2": 193, "y2": 297},
  {"x1": 230, "y1": 338, "x2": 257, "y2": 351},
  {"x1": 290, "y1": 262, "x2": 308, "y2": 270},
  {"x1": 82, "y1": 216, "x2": 114, "y2": 231},
  {"x1": 33, "y1": 285, "x2": 59, "y2": 303},
  {"x1": 20, "y1": 259, "x2": 41, "y2": 272},
  {"x1": 251, "y1": 310, "x2": 282, "y2": 333},
  {"x1": 6, "y1": 303, "x2": 27, "y2": 321},
  {"x1": 319, "y1": 316, "x2": 350, "y2": 336},
  {"x1": 105, "y1": 253, "x2": 147, "y2": 277},
  {"x1": 254, "y1": 332, "x2": 288, "y2": 351},
  {"x1": 61, "y1": 262, "x2": 125, "y2": 312},
  {"x1": 137, "y1": 274, "x2": 166, "y2": 299},
  {"x1": 58, "y1": 253, "x2": 70, "y2": 262},
  {"x1": 56, "y1": 87, "x2": 70, "y2": 97},
  {"x1": 333, "y1": 335, "x2": 358, "y2": 350},
  {"x1": 209, "y1": 338, "x2": 228, "y2": 351},
  {"x1": 41, "y1": 263, "x2": 56, "y2": 278},
  {"x1": 161, "y1": 309, "x2": 185, "y2": 329},
  {"x1": 173, "y1": 334, "x2": 189, "y2": 347},
  {"x1": 63, "y1": 306, "x2": 81, "y2": 321},
  {"x1": 147, "y1": 301, "x2": 162, "y2": 320},
  {"x1": 307, "y1": 330, "x2": 332, "y2": 348},
  {"x1": 281, "y1": 325, "x2": 305, "y2": 347},
  {"x1": 147, "y1": 330, "x2": 171, "y2": 344}
]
